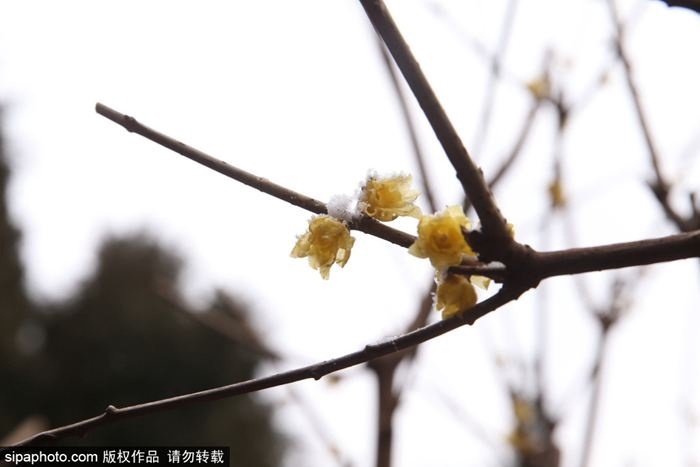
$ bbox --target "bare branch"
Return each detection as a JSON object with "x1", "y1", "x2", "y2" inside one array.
[
  {"x1": 607, "y1": 0, "x2": 664, "y2": 181},
  {"x1": 606, "y1": 0, "x2": 699, "y2": 231},
  {"x1": 657, "y1": 0, "x2": 700, "y2": 14},
  {"x1": 357, "y1": 0, "x2": 512, "y2": 244},
  {"x1": 533, "y1": 230, "x2": 700, "y2": 280},
  {"x1": 367, "y1": 284, "x2": 434, "y2": 467},
  {"x1": 95, "y1": 103, "x2": 416, "y2": 249},
  {"x1": 12, "y1": 288, "x2": 517, "y2": 447},
  {"x1": 284, "y1": 385, "x2": 352, "y2": 467},
  {"x1": 14, "y1": 222, "x2": 699, "y2": 447},
  {"x1": 472, "y1": 0, "x2": 519, "y2": 156},
  {"x1": 579, "y1": 274, "x2": 641, "y2": 467},
  {"x1": 375, "y1": 37, "x2": 438, "y2": 214},
  {"x1": 487, "y1": 100, "x2": 541, "y2": 190}
]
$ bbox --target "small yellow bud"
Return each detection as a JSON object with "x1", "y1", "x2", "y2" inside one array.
[
  {"x1": 547, "y1": 179, "x2": 566, "y2": 208},
  {"x1": 291, "y1": 215, "x2": 355, "y2": 279},
  {"x1": 408, "y1": 205, "x2": 474, "y2": 268},
  {"x1": 360, "y1": 174, "x2": 422, "y2": 222},
  {"x1": 436, "y1": 275, "x2": 477, "y2": 319}
]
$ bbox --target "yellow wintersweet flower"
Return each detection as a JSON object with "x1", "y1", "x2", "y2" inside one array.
[
  {"x1": 291, "y1": 215, "x2": 355, "y2": 279},
  {"x1": 408, "y1": 205, "x2": 475, "y2": 268},
  {"x1": 436, "y1": 275, "x2": 477, "y2": 319},
  {"x1": 547, "y1": 179, "x2": 566, "y2": 208},
  {"x1": 507, "y1": 396, "x2": 538, "y2": 454},
  {"x1": 526, "y1": 75, "x2": 550, "y2": 101},
  {"x1": 360, "y1": 174, "x2": 422, "y2": 222}
]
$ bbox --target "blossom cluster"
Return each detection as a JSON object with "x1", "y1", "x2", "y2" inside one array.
[{"x1": 291, "y1": 173, "x2": 488, "y2": 318}]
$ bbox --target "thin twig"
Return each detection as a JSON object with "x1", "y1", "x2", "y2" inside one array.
[
  {"x1": 95, "y1": 103, "x2": 416, "y2": 249},
  {"x1": 375, "y1": 37, "x2": 438, "y2": 213},
  {"x1": 284, "y1": 385, "x2": 352, "y2": 467},
  {"x1": 367, "y1": 283, "x2": 434, "y2": 467},
  {"x1": 606, "y1": 0, "x2": 697, "y2": 231},
  {"x1": 533, "y1": 87, "x2": 569, "y2": 401},
  {"x1": 448, "y1": 263, "x2": 508, "y2": 282},
  {"x1": 487, "y1": 100, "x2": 541, "y2": 189},
  {"x1": 427, "y1": 382, "x2": 510, "y2": 466},
  {"x1": 358, "y1": 0, "x2": 512, "y2": 244},
  {"x1": 579, "y1": 273, "x2": 640, "y2": 467},
  {"x1": 472, "y1": 0, "x2": 519, "y2": 156},
  {"x1": 422, "y1": 0, "x2": 521, "y2": 89},
  {"x1": 578, "y1": 317, "x2": 609, "y2": 467},
  {"x1": 658, "y1": 1, "x2": 700, "y2": 17},
  {"x1": 12, "y1": 289, "x2": 519, "y2": 447},
  {"x1": 159, "y1": 288, "x2": 350, "y2": 466}
]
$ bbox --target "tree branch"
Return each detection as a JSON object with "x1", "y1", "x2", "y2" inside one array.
[
  {"x1": 375, "y1": 37, "x2": 438, "y2": 214},
  {"x1": 579, "y1": 274, "x2": 639, "y2": 467},
  {"x1": 471, "y1": 0, "x2": 519, "y2": 156},
  {"x1": 534, "y1": 230, "x2": 700, "y2": 280},
  {"x1": 357, "y1": 0, "x2": 512, "y2": 244},
  {"x1": 12, "y1": 289, "x2": 518, "y2": 447},
  {"x1": 606, "y1": 0, "x2": 699, "y2": 231},
  {"x1": 14, "y1": 225, "x2": 699, "y2": 447},
  {"x1": 367, "y1": 283, "x2": 434, "y2": 467},
  {"x1": 658, "y1": 0, "x2": 700, "y2": 14},
  {"x1": 95, "y1": 103, "x2": 416, "y2": 249},
  {"x1": 487, "y1": 99, "x2": 541, "y2": 190}
]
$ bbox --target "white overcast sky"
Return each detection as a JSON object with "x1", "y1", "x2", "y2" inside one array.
[{"x1": 1, "y1": 1, "x2": 699, "y2": 466}]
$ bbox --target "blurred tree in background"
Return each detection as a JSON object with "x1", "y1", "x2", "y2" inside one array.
[
  {"x1": 0, "y1": 114, "x2": 283, "y2": 466},
  {"x1": 0, "y1": 109, "x2": 35, "y2": 437}
]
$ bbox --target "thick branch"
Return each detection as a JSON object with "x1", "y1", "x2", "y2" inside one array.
[
  {"x1": 95, "y1": 103, "x2": 416, "y2": 249},
  {"x1": 358, "y1": 0, "x2": 512, "y2": 243},
  {"x1": 535, "y1": 230, "x2": 700, "y2": 279}
]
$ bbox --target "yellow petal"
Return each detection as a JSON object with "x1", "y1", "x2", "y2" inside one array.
[
  {"x1": 360, "y1": 174, "x2": 422, "y2": 222},
  {"x1": 547, "y1": 179, "x2": 566, "y2": 208},
  {"x1": 408, "y1": 205, "x2": 474, "y2": 268},
  {"x1": 436, "y1": 275, "x2": 477, "y2": 319},
  {"x1": 291, "y1": 215, "x2": 355, "y2": 279},
  {"x1": 526, "y1": 75, "x2": 550, "y2": 100}
]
